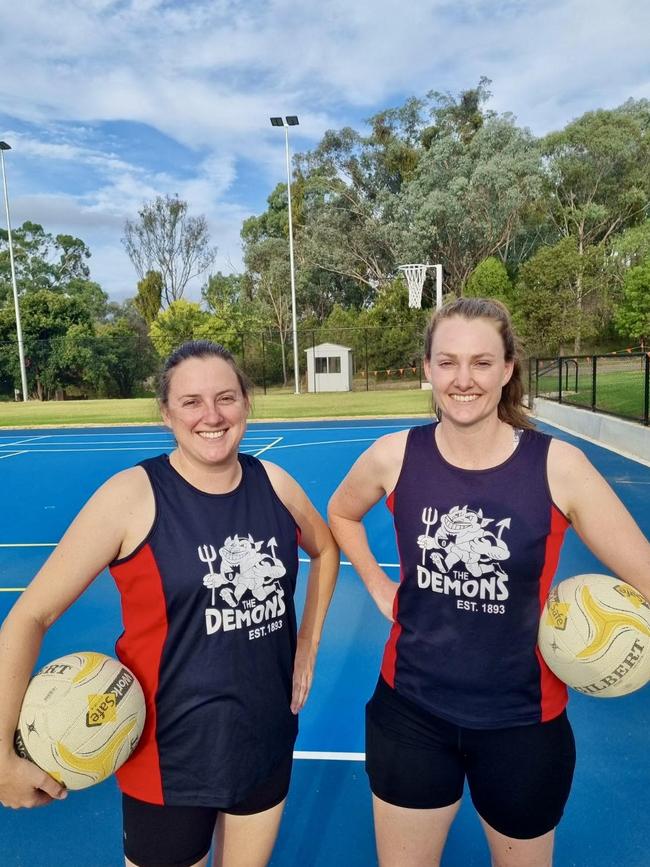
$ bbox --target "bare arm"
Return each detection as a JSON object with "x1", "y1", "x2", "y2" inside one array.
[
  {"x1": 263, "y1": 462, "x2": 339, "y2": 714},
  {"x1": 548, "y1": 440, "x2": 650, "y2": 599},
  {"x1": 327, "y1": 432, "x2": 407, "y2": 621},
  {"x1": 0, "y1": 468, "x2": 148, "y2": 808}
]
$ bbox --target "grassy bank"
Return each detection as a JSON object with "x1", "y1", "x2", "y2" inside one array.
[{"x1": 0, "y1": 388, "x2": 433, "y2": 428}]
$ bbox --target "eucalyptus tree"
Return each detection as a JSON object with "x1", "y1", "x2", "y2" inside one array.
[
  {"x1": 541, "y1": 102, "x2": 650, "y2": 350},
  {"x1": 393, "y1": 115, "x2": 545, "y2": 294},
  {"x1": 123, "y1": 195, "x2": 217, "y2": 306}
]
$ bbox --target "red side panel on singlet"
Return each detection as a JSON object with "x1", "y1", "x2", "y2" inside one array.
[
  {"x1": 536, "y1": 505, "x2": 570, "y2": 721},
  {"x1": 112, "y1": 543, "x2": 168, "y2": 804},
  {"x1": 381, "y1": 490, "x2": 402, "y2": 688}
]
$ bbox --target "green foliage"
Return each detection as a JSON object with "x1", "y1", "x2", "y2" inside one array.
[
  {"x1": 614, "y1": 258, "x2": 650, "y2": 345},
  {"x1": 134, "y1": 270, "x2": 163, "y2": 324},
  {"x1": 542, "y1": 106, "x2": 650, "y2": 248},
  {"x1": 464, "y1": 257, "x2": 513, "y2": 302},
  {"x1": 0, "y1": 290, "x2": 94, "y2": 399},
  {"x1": 394, "y1": 116, "x2": 545, "y2": 292},
  {"x1": 514, "y1": 237, "x2": 604, "y2": 354},
  {"x1": 0, "y1": 222, "x2": 96, "y2": 303},
  {"x1": 149, "y1": 300, "x2": 210, "y2": 358}
]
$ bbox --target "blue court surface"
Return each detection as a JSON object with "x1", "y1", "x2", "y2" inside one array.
[{"x1": 0, "y1": 418, "x2": 648, "y2": 866}]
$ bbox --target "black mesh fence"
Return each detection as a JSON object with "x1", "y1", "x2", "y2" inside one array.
[{"x1": 530, "y1": 353, "x2": 650, "y2": 425}]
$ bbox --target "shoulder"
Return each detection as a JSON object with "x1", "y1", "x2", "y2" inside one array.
[
  {"x1": 547, "y1": 437, "x2": 589, "y2": 473},
  {"x1": 88, "y1": 465, "x2": 153, "y2": 518},
  {"x1": 365, "y1": 429, "x2": 410, "y2": 471},
  {"x1": 547, "y1": 437, "x2": 597, "y2": 515},
  {"x1": 259, "y1": 460, "x2": 304, "y2": 504}
]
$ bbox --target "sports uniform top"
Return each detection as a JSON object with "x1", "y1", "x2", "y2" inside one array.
[
  {"x1": 381, "y1": 423, "x2": 569, "y2": 729},
  {"x1": 110, "y1": 453, "x2": 299, "y2": 807}
]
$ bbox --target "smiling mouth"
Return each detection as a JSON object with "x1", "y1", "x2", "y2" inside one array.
[
  {"x1": 198, "y1": 430, "x2": 227, "y2": 439},
  {"x1": 450, "y1": 394, "x2": 479, "y2": 402}
]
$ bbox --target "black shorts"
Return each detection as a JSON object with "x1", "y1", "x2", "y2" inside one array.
[
  {"x1": 366, "y1": 677, "x2": 576, "y2": 840},
  {"x1": 122, "y1": 753, "x2": 292, "y2": 867}
]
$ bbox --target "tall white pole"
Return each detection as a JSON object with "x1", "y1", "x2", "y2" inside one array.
[
  {"x1": 284, "y1": 125, "x2": 300, "y2": 395},
  {"x1": 435, "y1": 263, "x2": 443, "y2": 310},
  {"x1": 0, "y1": 147, "x2": 28, "y2": 401}
]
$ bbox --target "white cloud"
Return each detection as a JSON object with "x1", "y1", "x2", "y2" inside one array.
[{"x1": 1, "y1": 0, "x2": 648, "y2": 298}]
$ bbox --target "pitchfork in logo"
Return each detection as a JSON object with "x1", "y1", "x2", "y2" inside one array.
[
  {"x1": 420, "y1": 507, "x2": 438, "y2": 565},
  {"x1": 198, "y1": 544, "x2": 219, "y2": 605}
]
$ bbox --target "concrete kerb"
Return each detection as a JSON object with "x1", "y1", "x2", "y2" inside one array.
[{"x1": 533, "y1": 397, "x2": 650, "y2": 466}]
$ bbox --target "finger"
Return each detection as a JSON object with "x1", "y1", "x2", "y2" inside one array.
[{"x1": 36, "y1": 772, "x2": 67, "y2": 801}]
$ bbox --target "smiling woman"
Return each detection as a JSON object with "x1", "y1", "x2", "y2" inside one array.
[
  {"x1": 0, "y1": 339, "x2": 339, "y2": 867},
  {"x1": 328, "y1": 298, "x2": 650, "y2": 867}
]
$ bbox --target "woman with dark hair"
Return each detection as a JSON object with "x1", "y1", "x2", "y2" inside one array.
[
  {"x1": 0, "y1": 340, "x2": 339, "y2": 867},
  {"x1": 328, "y1": 298, "x2": 650, "y2": 867}
]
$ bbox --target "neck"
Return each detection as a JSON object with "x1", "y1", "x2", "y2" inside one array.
[
  {"x1": 170, "y1": 450, "x2": 242, "y2": 493},
  {"x1": 435, "y1": 416, "x2": 514, "y2": 470}
]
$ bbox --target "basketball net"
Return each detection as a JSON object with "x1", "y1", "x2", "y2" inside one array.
[{"x1": 399, "y1": 264, "x2": 430, "y2": 309}]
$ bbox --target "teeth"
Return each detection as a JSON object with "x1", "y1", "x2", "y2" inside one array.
[
  {"x1": 451, "y1": 394, "x2": 479, "y2": 402},
  {"x1": 198, "y1": 431, "x2": 226, "y2": 439}
]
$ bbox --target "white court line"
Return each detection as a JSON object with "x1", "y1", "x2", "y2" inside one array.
[
  {"x1": 614, "y1": 479, "x2": 650, "y2": 485},
  {"x1": 0, "y1": 434, "x2": 51, "y2": 448},
  {"x1": 269, "y1": 437, "x2": 376, "y2": 450},
  {"x1": 536, "y1": 418, "x2": 650, "y2": 468},
  {"x1": 0, "y1": 437, "x2": 278, "y2": 448},
  {"x1": 0, "y1": 438, "x2": 175, "y2": 447},
  {"x1": 0, "y1": 588, "x2": 26, "y2": 592},
  {"x1": 300, "y1": 557, "x2": 399, "y2": 569},
  {"x1": 0, "y1": 546, "x2": 400, "y2": 570},
  {"x1": 0, "y1": 451, "x2": 26, "y2": 460},
  {"x1": 293, "y1": 751, "x2": 364, "y2": 762},
  {"x1": 253, "y1": 436, "x2": 283, "y2": 457},
  {"x1": 247, "y1": 424, "x2": 412, "y2": 434}
]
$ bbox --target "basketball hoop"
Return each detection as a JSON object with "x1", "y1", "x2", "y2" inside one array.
[
  {"x1": 399, "y1": 263, "x2": 444, "y2": 309},
  {"x1": 399, "y1": 264, "x2": 430, "y2": 309}
]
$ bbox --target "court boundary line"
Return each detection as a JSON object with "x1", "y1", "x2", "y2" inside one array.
[
  {"x1": 293, "y1": 751, "x2": 365, "y2": 761},
  {"x1": 0, "y1": 451, "x2": 26, "y2": 460},
  {"x1": 253, "y1": 436, "x2": 283, "y2": 457}
]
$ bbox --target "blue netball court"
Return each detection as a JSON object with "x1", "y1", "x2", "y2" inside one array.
[{"x1": 0, "y1": 418, "x2": 648, "y2": 866}]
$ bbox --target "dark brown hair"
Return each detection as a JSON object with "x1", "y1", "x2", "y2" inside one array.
[
  {"x1": 157, "y1": 340, "x2": 251, "y2": 406},
  {"x1": 424, "y1": 297, "x2": 533, "y2": 430}
]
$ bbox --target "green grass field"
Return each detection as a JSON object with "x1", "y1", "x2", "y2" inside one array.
[
  {"x1": 536, "y1": 369, "x2": 647, "y2": 420},
  {"x1": 0, "y1": 389, "x2": 434, "y2": 428}
]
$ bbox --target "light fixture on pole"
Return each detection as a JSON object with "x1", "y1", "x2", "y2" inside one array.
[
  {"x1": 269, "y1": 116, "x2": 300, "y2": 394},
  {"x1": 0, "y1": 141, "x2": 28, "y2": 401}
]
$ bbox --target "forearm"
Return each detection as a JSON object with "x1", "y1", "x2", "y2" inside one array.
[
  {"x1": 297, "y1": 539, "x2": 339, "y2": 647},
  {"x1": 0, "y1": 607, "x2": 46, "y2": 759},
  {"x1": 328, "y1": 513, "x2": 394, "y2": 603}
]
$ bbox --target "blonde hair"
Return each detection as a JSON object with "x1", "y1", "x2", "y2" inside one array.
[{"x1": 424, "y1": 297, "x2": 533, "y2": 430}]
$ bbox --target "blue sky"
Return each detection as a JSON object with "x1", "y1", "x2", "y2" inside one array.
[{"x1": 0, "y1": 0, "x2": 648, "y2": 302}]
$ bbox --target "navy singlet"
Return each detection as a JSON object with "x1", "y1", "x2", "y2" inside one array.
[
  {"x1": 110, "y1": 453, "x2": 299, "y2": 806},
  {"x1": 381, "y1": 423, "x2": 569, "y2": 729}
]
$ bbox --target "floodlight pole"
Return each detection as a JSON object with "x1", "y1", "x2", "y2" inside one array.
[
  {"x1": 0, "y1": 142, "x2": 28, "y2": 401},
  {"x1": 270, "y1": 116, "x2": 300, "y2": 394}
]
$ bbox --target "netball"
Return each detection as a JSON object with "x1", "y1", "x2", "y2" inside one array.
[
  {"x1": 539, "y1": 574, "x2": 650, "y2": 698},
  {"x1": 14, "y1": 652, "x2": 146, "y2": 790}
]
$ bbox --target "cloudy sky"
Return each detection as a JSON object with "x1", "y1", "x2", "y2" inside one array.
[{"x1": 1, "y1": 0, "x2": 648, "y2": 302}]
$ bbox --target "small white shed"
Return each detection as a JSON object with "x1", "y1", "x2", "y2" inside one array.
[{"x1": 305, "y1": 342, "x2": 353, "y2": 392}]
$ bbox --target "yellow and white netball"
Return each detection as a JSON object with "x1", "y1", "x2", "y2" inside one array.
[
  {"x1": 15, "y1": 651, "x2": 146, "y2": 790},
  {"x1": 539, "y1": 574, "x2": 650, "y2": 698}
]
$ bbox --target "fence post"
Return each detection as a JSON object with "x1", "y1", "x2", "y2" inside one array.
[
  {"x1": 365, "y1": 330, "x2": 369, "y2": 391},
  {"x1": 261, "y1": 333, "x2": 267, "y2": 396},
  {"x1": 591, "y1": 356, "x2": 597, "y2": 412},
  {"x1": 312, "y1": 330, "x2": 316, "y2": 393},
  {"x1": 643, "y1": 352, "x2": 650, "y2": 426},
  {"x1": 558, "y1": 357, "x2": 563, "y2": 403}
]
